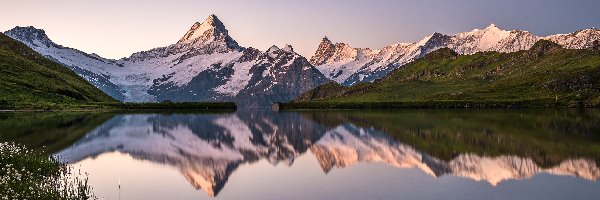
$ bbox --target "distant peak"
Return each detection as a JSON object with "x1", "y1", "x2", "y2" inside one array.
[
  {"x1": 4, "y1": 26, "x2": 54, "y2": 47},
  {"x1": 203, "y1": 14, "x2": 224, "y2": 28},
  {"x1": 318, "y1": 36, "x2": 334, "y2": 49},
  {"x1": 6, "y1": 26, "x2": 47, "y2": 36},
  {"x1": 416, "y1": 32, "x2": 445, "y2": 47},
  {"x1": 282, "y1": 44, "x2": 294, "y2": 53},
  {"x1": 267, "y1": 45, "x2": 280, "y2": 52},
  {"x1": 177, "y1": 14, "x2": 228, "y2": 44},
  {"x1": 485, "y1": 23, "x2": 502, "y2": 31}
]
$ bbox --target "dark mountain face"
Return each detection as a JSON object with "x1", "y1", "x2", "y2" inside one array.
[{"x1": 234, "y1": 48, "x2": 331, "y2": 107}]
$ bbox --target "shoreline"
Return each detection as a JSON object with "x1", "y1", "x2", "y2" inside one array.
[
  {"x1": 278, "y1": 100, "x2": 600, "y2": 110},
  {"x1": 0, "y1": 102, "x2": 237, "y2": 111}
]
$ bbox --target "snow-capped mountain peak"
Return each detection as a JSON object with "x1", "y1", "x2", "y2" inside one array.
[
  {"x1": 267, "y1": 45, "x2": 280, "y2": 52},
  {"x1": 282, "y1": 44, "x2": 294, "y2": 53},
  {"x1": 174, "y1": 14, "x2": 241, "y2": 52},
  {"x1": 177, "y1": 14, "x2": 226, "y2": 44},
  {"x1": 309, "y1": 37, "x2": 337, "y2": 66},
  {"x1": 5, "y1": 15, "x2": 329, "y2": 107},
  {"x1": 485, "y1": 23, "x2": 500, "y2": 30},
  {"x1": 5, "y1": 26, "x2": 55, "y2": 48},
  {"x1": 314, "y1": 24, "x2": 599, "y2": 85}
]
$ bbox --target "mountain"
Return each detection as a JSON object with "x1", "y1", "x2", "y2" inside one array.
[
  {"x1": 295, "y1": 39, "x2": 600, "y2": 107},
  {"x1": 55, "y1": 111, "x2": 600, "y2": 197},
  {"x1": 312, "y1": 24, "x2": 600, "y2": 85},
  {"x1": 4, "y1": 15, "x2": 329, "y2": 107},
  {"x1": 0, "y1": 32, "x2": 115, "y2": 109}
]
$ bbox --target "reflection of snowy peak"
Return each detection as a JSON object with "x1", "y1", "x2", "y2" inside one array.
[
  {"x1": 310, "y1": 124, "x2": 444, "y2": 176},
  {"x1": 313, "y1": 24, "x2": 600, "y2": 85},
  {"x1": 56, "y1": 112, "x2": 326, "y2": 196},
  {"x1": 4, "y1": 15, "x2": 328, "y2": 107},
  {"x1": 310, "y1": 124, "x2": 600, "y2": 186},
  {"x1": 450, "y1": 154, "x2": 600, "y2": 186},
  {"x1": 56, "y1": 114, "x2": 252, "y2": 196},
  {"x1": 55, "y1": 113, "x2": 599, "y2": 197}
]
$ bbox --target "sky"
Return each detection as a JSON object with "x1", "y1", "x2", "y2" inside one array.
[{"x1": 1, "y1": 0, "x2": 599, "y2": 59}]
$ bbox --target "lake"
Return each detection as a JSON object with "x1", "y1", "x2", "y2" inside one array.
[{"x1": 1, "y1": 109, "x2": 599, "y2": 199}]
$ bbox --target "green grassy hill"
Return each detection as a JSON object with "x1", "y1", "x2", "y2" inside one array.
[
  {"x1": 0, "y1": 33, "x2": 116, "y2": 109},
  {"x1": 289, "y1": 40, "x2": 600, "y2": 108}
]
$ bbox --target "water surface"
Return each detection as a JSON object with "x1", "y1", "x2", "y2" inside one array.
[{"x1": 1, "y1": 109, "x2": 599, "y2": 199}]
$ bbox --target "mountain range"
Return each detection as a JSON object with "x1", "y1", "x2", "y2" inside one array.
[
  {"x1": 4, "y1": 15, "x2": 600, "y2": 107},
  {"x1": 312, "y1": 24, "x2": 600, "y2": 85},
  {"x1": 5, "y1": 15, "x2": 328, "y2": 107},
  {"x1": 293, "y1": 39, "x2": 600, "y2": 107}
]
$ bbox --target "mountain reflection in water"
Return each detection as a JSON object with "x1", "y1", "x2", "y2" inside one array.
[{"x1": 53, "y1": 110, "x2": 600, "y2": 197}]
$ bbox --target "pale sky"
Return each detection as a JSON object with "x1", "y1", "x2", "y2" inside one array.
[{"x1": 1, "y1": 0, "x2": 599, "y2": 59}]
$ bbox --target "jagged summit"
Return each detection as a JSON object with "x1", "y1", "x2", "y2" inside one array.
[
  {"x1": 178, "y1": 15, "x2": 225, "y2": 43},
  {"x1": 4, "y1": 26, "x2": 55, "y2": 48},
  {"x1": 485, "y1": 23, "x2": 499, "y2": 30},
  {"x1": 416, "y1": 32, "x2": 447, "y2": 47},
  {"x1": 267, "y1": 45, "x2": 280, "y2": 52},
  {"x1": 310, "y1": 37, "x2": 338, "y2": 65},
  {"x1": 321, "y1": 36, "x2": 333, "y2": 45},
  {"x1": 282, "y1": 44, "x2": 294, "y2": 53},
  {"x1": 266, "y1": 44, "x2": 296, "y2": 58},
  {"x1": 176, "y1": 14, "x2": 240, "y2": 51},
  {"x1": 312, "y1": 23, "x2": 599, "y2": 85}
]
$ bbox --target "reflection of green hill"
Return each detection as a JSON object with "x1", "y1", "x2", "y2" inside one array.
[
  {"x1": 0, "y1": 112, "x2": 114, "y2": 153},
  {"x1": 299, "y1": 109, "x2": 600, "y2": 167}
]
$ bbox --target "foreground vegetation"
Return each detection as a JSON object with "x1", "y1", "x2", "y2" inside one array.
[
  {"x1": 289, "y1": 40, "x2": 600, "y2": 109},
  {"x1": 0, "y1": 142, "x2": 95, "y2": 199}
]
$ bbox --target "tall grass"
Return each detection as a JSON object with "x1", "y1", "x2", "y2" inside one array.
[{"x1": 0, "y1": 142, "x2": 95, "y2": 199}]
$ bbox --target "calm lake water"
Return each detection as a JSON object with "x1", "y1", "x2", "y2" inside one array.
[{"x1": 1, "y1": 109, "x2": 599, "y2": 199}]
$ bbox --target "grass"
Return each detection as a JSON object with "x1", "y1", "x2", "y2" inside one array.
[
  {"x1": 290, "y1": 40, "x2": 600, "y2": 109},
  {"x1": 0, "y1": 142, "x2": 95, "y2": 199},
  {"x1": 0, "y1": 33, "x2": 116, "y2": 109}
]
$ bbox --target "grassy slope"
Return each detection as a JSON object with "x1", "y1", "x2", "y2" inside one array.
[
  {"x1": 289, "y1": 40, "x2": 600, "y2": 108},
  {"x1": 0, "y1": 33, "x2": 117, "y2": 109}
]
